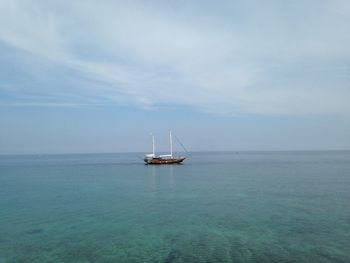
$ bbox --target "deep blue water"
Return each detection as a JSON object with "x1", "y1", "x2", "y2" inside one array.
[{"x1": 0, "y1": 151, "x2": 349, "y2": 262}]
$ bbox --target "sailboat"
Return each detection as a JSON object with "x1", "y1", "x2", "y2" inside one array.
[{"x1": 144, "y1": 131, "x2": 186, "y2": 164}]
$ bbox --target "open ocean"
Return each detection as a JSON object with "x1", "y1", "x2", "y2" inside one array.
[{"x1": 0, "y1": 151, "x2": 349, "y2": 263}]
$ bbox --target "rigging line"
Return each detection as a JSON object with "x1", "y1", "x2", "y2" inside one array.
[{"x1": 173, "y1": 133, "x2": 189, "y2": 154}]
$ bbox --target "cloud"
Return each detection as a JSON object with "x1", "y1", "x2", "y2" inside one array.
[{"x1": 0, "y1": 0, "x2": 349, "y2": 115}]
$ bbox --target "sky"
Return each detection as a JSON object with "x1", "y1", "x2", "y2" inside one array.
[{"x1": 0, "y1": 0, "x2": 350, "y2": 154}]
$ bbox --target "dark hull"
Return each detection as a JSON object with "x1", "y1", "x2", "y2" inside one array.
[{"x1": 144, "y1": 157, "x2": 186, "y2": 165}]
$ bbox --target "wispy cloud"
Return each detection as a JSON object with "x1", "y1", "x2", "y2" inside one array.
[{"x1": 0, "y1": 0, "x2": 349, "y2": 115}]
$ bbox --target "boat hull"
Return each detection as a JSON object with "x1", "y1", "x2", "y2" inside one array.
[{"x1": 144, "y1": 157, "x2": 186, "y2": 165}]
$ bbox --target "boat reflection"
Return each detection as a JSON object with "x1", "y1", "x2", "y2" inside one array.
[{"x1": 146, "y1": 164, "x2": 175, "y2": 193}]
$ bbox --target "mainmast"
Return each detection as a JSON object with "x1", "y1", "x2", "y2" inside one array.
[
  {"x1": 169, "y1": 130, "x2": 173, "y2": 158},
  {"x1": 152, "y1": 134, "x2": 155, "y2": 156}
]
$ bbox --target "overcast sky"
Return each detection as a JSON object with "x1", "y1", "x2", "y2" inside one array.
[{"x1": 0, "y1": 0, "x2": 350, "y2": 154}]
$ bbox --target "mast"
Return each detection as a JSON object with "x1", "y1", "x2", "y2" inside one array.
[
  {"x1": 152, "y1": 134, "x2": 155, "y2": 156},
  {"x1": 170, "y1": 130, "x2": 173, "y2": 158}
]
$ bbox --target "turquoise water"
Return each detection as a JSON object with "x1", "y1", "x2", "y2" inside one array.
[{"x1": 0, "y1": 151, "x2": 349, "y2": 262}]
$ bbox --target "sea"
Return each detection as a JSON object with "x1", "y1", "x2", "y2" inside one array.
[{"x1": 0, "y1": 151, "x2": 349, "y2": 263}]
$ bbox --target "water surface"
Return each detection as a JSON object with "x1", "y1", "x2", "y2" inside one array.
[{"x1": 0, "y1": 151, "x2": 349, "y2": 262}]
